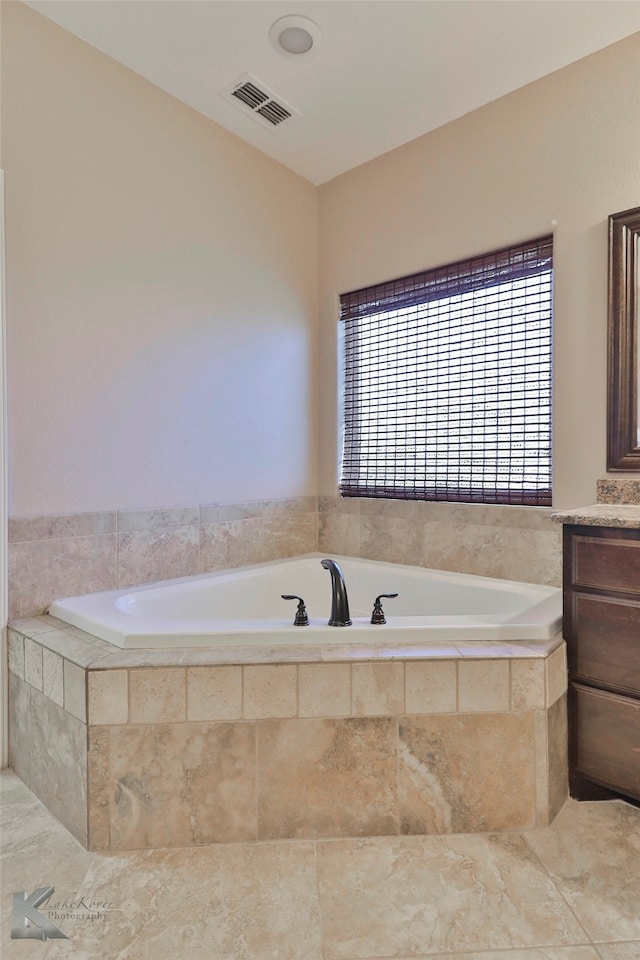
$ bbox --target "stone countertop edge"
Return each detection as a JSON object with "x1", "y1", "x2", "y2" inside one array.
[{"x1": 551, "y1": 503, "x2": 640, "y2": 528}]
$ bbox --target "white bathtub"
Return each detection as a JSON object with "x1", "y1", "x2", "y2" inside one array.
[{"x1": 48, "y1": 553, "x2": 562, "y2": 650}]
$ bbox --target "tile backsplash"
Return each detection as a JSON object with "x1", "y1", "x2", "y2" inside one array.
[
  {"x1": 9, "y1": 494, "x2": 563, "y2": 619},
  {"x1": 318, "y1": 496, "x2": 562, "y2": 588},
  {"x1": 8, "y1": 498, "x2": 317, "y2": 619}
]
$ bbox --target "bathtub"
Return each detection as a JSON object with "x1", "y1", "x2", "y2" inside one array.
[{"x1": 48, "y1": 553, "x2": 562, "y2": 650}]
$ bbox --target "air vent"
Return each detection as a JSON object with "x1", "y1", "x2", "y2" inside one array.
[
  {"x1": 232, "y1": 81, "x2": 269, "y2": 111},
  {"x1": 220, "y1": 74, "x2": 301, "y2": 131},
  {"x1": 257, "y1": 100, "x2": 291, "y2": 126}
]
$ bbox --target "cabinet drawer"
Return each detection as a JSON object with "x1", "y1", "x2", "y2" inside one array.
[
  {"x1": 572, "y1": 535, "x2": 640, "y2": 595},
  {"x1": 571, "y1": 594, "x2": 640, "y2": 696},
  {"x1": 573, "y1": 683, "x2": 640, "y2": 800}
]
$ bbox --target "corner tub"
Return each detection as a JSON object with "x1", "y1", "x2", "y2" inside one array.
[
  {"x1": 48, "y1": 553, "x2": 562, "y2": 650},
  {"x1": 11, "y1": 554, "x2": 568, "y2": 851}
]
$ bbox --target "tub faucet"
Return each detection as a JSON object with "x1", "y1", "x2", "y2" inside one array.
[{"x1": 321, "y1": 558, "x2": 352, "y2": 626}]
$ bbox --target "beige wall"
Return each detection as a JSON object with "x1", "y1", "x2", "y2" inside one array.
[
  {"x1": 4, "y1": 3, "x2": 640, "y2": 522},
  {"x1": 318, "y1": 33, "x2": 640, "y2": 509},
  {"x1": 2, "y1": 2, "x2": 318, "y2": 515}
]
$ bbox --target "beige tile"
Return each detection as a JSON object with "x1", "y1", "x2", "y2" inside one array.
[
  {"x1": 374, "y1": 498, "x2": 426, "y2": 524},
  {"x1": 14, "y1": 614, "x2": 62, "y2": 635},
  {"x1": 44, "y1": 835, "x2": 322, "y2": 959},
  {"x1": 500, "y1": 526, "x2": 562, "y2": 587},
  {"x1": 365, "y1": 949, "x2": 602, "y2": 960},
  {"x1": 263, "y1": 496, "x2": 317, "y2": 518},
  {"x1": 200, "y1": 500, "x2": 264, "y2": 523},
  {"x1": 8, "y1": 672, "x2": 31, "y2": 787},
  {"x1": 64, "y1": 660, "x2": 87, "y2": 722},
  {"x1": 2, "y1": 767, "x2": 637, "y2": 958},
  {"x1": 88, "y1": 725, "x2": 111, "y2": 851},
  {"x1": 318, "y1": 495, "x2": 361, "y2": 518},
  {"x1": 42, "y1": 647, "x2": 64, "y2": 706},
  {"x1": 0, "y1": 771, "x2": 94, "y2": 952},
  {"x1": 31, "y1": 623, "x2": 113, "y2": 669},
  {"x1": 548, "y1": 695, "x2": 568, "y2": 821},
  {"x1": 533, "y1": 708, "x2": 550, "y2": 825},
  {"x1": 198, "y1": 521, "x2": 231, "y2": 571},
  {"x1": 298, "y1": 663, "x2": 351, "y2": 717},
  {"x1": 257, "y1": 717, "x2": 398, "y2": 840},
  {"x1": 456, "y1": 641, "x2": 538, "y2": 659},
  {"x1": 23, "y1": 637, "x2": 43, "y2": 691},
  {"x1": 7, "y1": 628, "x2": 24, "y2": 679},
  {"x1": 199, "y1": 517, "x2": 266, "y2": 572},
  {"x1": 458, "y1": 659, "x2": 510, "y2": 712},
  {"x1": 421, "y1": 519, "x2": 562, "y2": 588},
  {"x1": 106, "y1": 721, "x2": 257, "y2": 848},
  {"x1": 360, "y1": 515, "x2": 424, "y2": 566},
  {"x1": 405, "y1": 660, "x2": 457, "y2": 713},
  {"x1": 88, "y1": 669, "x2": 129, "y2": 725},
  {"x1": 261, "y1": 513, "x2": 317, "y2": 562},
  {"x1": 129, "y1": 667, "x2": 186, "y2": 723},
  {"x1": 596, "y1": 945, "x2": 640, "y2": 959},
  {"x1": 546, "y1": 642, "x2": 568, "y2": 706},
  {"x1": 316, "y1": 832, "x2": 586, "y2": 958},
  {"x1": 525, "y1": 800, "x2": 640, "y2": 942},
  {"x1": 117, "y1": 524, "x2": 199, "y2": 588},
  {"x1": 29, "y1": 687, "x2": 88, "y2": 847},
  {"x1": 117, "y1": 505, "x2": 199, "y2": 532},
  {"x1": 8, "y1": 510, "x2": 116, "y2": 542},
  {"x1": 243, "y1": 664, "x2": 297, "y2": 719},
  {"x1": 352, "y1": 661, "x2": 404, "y2": 716},
  {"x1": 317, "y1": 511, "x2": 361, "y2": 557},
  {"x1": 511, "y1": 657, "x2": 546, "y2": 710},
  {"x1": 187, "y1": 665, "x2": 243, "y2": 721},
  {"x1": 399, "y1": 712, "x2": 537, "y2": 834},
  {"x1": 8, "y1": 533, "x2": 117, "y2": 619}
]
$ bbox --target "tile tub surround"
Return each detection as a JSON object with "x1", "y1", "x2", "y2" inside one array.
[
  {"x1": 7, "y1": 497, "x2": 318, "y2": 619},
  {"x1": 318, "y1": 496, "x2": 563, "y2": 587},
  {"x1": 8, "y1": 495, "x2": 562, "y2": 620},
  {"x1": 7, "y1": 617, "x2": 568, "y2": 851}
]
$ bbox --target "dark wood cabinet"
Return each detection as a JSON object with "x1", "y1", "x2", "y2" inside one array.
[{"x1": 563, "y1": 524, "x2": 640, "y2": 803}]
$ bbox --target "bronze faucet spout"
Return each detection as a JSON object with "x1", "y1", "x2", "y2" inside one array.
[{"x1": 321, "y1": 558, "x2": 352, "y2": 626}]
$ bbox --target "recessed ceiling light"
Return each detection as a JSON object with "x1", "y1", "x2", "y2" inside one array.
[{"x1": 270, "y1": 15, "x2": 321, "y2": 58}]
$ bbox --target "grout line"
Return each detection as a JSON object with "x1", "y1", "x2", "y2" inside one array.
[
  {"x1": 395, "y1": 713, "x2": 401, "y2": 836},
  {"x1": 183, "y1": 664, "x2": 188, "y2": 722},
  {"x1": 520, "y1": 829, "x2": 597, "y2": 949},
  {"x1": 254, "y1": 715, "x2": 259, "y2": 842},
  {"x1": 311, "y1": 839, "x2": 329, "y2": 960}
]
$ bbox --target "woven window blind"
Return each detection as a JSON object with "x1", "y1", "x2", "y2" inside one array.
[{"x1": 339, "y1": 236, "x2": 553, "y2": 505}]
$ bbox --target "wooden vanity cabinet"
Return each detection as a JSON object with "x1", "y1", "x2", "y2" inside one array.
[{"x1": 563, "y1": 524, "x2": 640, "y2": 803}]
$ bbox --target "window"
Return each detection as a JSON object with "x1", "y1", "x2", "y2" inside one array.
[{"x1": 339, "y1": 236, "x2": 553, "y2": 506}]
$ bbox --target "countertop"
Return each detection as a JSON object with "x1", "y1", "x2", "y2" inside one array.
[{"x1": 551, "y1": 503, "x2": 640, "y2": 528}]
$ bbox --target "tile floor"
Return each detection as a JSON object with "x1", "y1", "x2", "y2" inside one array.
[{"x1": 1, "y1": 769, "x2": 638, "y2": 960}]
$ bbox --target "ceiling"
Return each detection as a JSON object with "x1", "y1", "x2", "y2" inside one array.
[{"x1": 23, "y1": 0, "x2": 640, "y2": 185}]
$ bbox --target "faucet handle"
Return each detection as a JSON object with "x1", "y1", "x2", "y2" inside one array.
[
  {"x1": 371, "y1": 593, "x2": 399, "y2": 625},
  {"x1": 281, "y1": 594, "x2": 310, "y2": 626}
]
